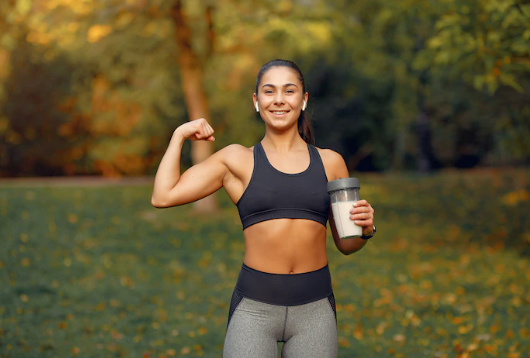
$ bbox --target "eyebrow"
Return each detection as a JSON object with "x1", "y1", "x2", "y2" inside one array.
[{"x1": 261, "y1": 83, "x2": 299, "y2": 89}]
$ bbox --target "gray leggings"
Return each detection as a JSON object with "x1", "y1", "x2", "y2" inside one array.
[{"x1": 223, "y1": 296, "x2": 338, "y2": 358}]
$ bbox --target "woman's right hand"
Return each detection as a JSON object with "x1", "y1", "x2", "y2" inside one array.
[{"x1": 175, "y1": 118, "x2": 215, "y2": 142}]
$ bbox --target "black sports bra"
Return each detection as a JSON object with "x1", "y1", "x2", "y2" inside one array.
[{"x1": 236, "y1": 142, "x2": 330, "y2": 230}]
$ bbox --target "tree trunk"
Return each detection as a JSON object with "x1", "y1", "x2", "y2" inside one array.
[
  {"x1": 391, "y1": 127, "x2": 407, "y2": 171},
  {"x1": 416, "y1": 73, "x2": 435, "y2": 173},
  {"x1": 171, "y1": 0, "x2": 217, "y2": 213},
  {"x1": 416, "y1": 109, "x2": 432, "y2": 172}
]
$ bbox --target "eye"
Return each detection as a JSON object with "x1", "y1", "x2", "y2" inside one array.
[
  {"x1": 286, "y1": 89, "x2": 294, "y2": 93},
  {"x1": 264, "y1": 90, "x2": 273, "y2": 94}
]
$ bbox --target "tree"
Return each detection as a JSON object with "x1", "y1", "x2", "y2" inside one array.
[
  {"x1": 1, "y1": 0, "x2": 529, "y2": 178},
  {"x1": 170, "y1": 0, "x2": 217, "y2": 212},
  {"x1": 306, "y1": 0, "x2": 530, "y2": 170}
]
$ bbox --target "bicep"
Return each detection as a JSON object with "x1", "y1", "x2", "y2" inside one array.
[
  {"x1": 324, "y1": 149, "x2": 349, "y2": 181},
  {"x1": 163, "y1": 153, "x2": 227, "y2": 207}
]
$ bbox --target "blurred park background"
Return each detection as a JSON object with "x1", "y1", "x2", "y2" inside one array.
[
  {"x1": 1, "y1": 0, "x2": 530, "y2": 357},
  {"x1": 1, "y1": 0, "x2": 529, "y2": 176}
]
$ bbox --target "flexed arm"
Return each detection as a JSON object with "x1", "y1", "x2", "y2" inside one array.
[{"x1": 151, "y1": 118, "x2": 227, "y2": 208}]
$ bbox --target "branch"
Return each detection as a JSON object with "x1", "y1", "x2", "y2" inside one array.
[
  {"x1": 170, "y1": 0, "x2": 198, "y2": 68},
  {"x1": 205, "y1": 5, "x2": 215, "y2": 59},
  {"x1": 514, "y1": 2, "x2": 530, "y2": 19},
  {"x1": 171, "y1": 0, "x2": 190, "y2": 51}
]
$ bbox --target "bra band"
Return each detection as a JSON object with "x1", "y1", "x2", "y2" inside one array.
[{"x1": 237, "y1": 142, "x2": 330, "y2": 229}]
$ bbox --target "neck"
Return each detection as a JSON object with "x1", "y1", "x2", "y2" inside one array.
[{"x1": 262, "y1": 127, "x2": 306, "y2": 153}]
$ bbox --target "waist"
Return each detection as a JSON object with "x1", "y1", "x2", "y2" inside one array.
[
  {"x1": 243, "y1": 220, "x2": 327, "y2": 266},
  {"x1": 235, "y1": 263, "x2": 333, "y2": 306}
]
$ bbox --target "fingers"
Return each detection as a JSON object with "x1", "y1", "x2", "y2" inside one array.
[
  {"x1": 349, "y1": 201, "x2": 373, "y2": 214},
  {"x1": 204, "y1": 121, "x2": 215, "y2": 140},
  {"x1": 201, "y1": 121, "x2": 209, "y2": 138},
  {"x1": 351, "y1": 217, "x2": 373, "y2": 227},
  {"x1": 191, "y1": 118, "x2": 215, "y2": 141},
  {"x1": 195, "y1": 121, "x2": 207, "y2": 140},
  {"x1": 349, "y1": 200, "x2": 374, "y2": 226},
  {"x1": 350, "y1": 212, "x2": 371, "y2": 220}
]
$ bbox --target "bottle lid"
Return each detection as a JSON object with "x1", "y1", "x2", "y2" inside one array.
[{"x1": 327, "y1": 177, "x2": 360, "y2": 193}]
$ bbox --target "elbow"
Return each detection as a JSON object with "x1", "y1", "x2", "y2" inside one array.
[
  {"x1": 336, "y1": 237, "x2": 368, "y2": 256},
  {"x1": 339, "y1": 246, "x2": 363, "y2": 256},
  {"x1": 151, "y1": 196, "x2": 183, "y2": 208},
  {"x1": 151, "y1": 197, "x2": 168, "y2": 208},
  {"x1": 340, "y1": 249, "x2": 356, "y2": 256}
]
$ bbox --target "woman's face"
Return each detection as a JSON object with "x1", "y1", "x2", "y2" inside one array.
[{"x1": 253, "y1": 67, "x2": 308, "y2": 130}]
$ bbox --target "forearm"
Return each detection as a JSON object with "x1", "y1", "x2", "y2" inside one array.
[
  {"x1": 151, "y1": 131, "x2": 185, "y2": 206},
  {"x1": 330, "y1": 218, "x2": 364, "y2": 254},
  {"x1": 330, "y1": 215, "x2": 372, "y2": 255}
]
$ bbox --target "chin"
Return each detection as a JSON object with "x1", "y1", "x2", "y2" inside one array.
[{"x1": 267, "y1": 119, "x2": 296, "y2": 130}]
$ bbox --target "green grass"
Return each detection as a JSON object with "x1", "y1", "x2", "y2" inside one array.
[{"x1": 1, "y1": 169, "x2": 529, "y2": 358}]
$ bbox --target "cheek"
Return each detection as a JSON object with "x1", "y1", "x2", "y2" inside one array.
[
  {"x1": 257, "y1": 96, "x2": 273, "y2": 106},
  {"x1": 288, "y1": 99, "x2": 302, "y2": 108}
]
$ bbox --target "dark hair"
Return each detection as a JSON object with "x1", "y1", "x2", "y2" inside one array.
[{"x1": 255, "y1": 59, "x2": 314, "y2": 144}]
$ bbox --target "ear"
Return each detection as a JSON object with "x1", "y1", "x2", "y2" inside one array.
[{"x1": 253, "y1": 93, "x2": 259, "y2": 112}]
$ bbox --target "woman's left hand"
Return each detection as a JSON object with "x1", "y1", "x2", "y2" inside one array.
[{"x1": 349, "y1": 199, "x2": 375, "y2": 236}]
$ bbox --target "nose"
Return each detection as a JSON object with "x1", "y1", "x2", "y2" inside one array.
[{"x1": 273, "y1": 92, "x2": 285, "y2": 106}]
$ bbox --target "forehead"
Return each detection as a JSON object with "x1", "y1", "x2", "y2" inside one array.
[{"x1": 260, "y1": 67, "x2": 301, "y2": 87}]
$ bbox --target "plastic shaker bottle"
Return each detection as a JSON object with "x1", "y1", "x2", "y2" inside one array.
[{"x1": 327, "y1": 178, "x2": 363, "y2": 239}]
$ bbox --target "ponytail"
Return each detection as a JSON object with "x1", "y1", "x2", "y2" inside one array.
[{"x1": 298, "y1": 110, "x2": 314, "y2": 144}]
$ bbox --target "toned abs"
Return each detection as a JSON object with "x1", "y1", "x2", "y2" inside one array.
[
  {"x1": 243, "y1": 219, "x2": 328, "y2": 274},
  {"x1": 222, "y1": 144, "x2": 330, "y2": 275}
]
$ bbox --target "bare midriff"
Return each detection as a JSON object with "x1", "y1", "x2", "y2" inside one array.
[{"x1": 242, "y1": 219, "x2": 328, "y2": 274}]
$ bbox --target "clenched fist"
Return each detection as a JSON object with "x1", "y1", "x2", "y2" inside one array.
[{"x1": 175, "y1": 118, "x2": 215, "y2": 142}]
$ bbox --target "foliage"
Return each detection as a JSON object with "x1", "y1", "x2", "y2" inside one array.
[
  {"x1": 1, "y1": 0, "x2": 186, "y2": 176},
  {"x1": 300, "y1": 0, "x2": 530, "y2": 170},
  {"x1": 415, "y1": 0, "x2": 530, "y2": 94},
  {"x1": 1, "y1": 169, "x2": 529, "y2": 357},
  {"x1": 0, "y1": 0, "x2": 529, "y2": 176}
]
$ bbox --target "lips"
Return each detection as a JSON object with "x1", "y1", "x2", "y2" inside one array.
[{"x1": 269, "y1": 110, "x2": 290, "y2": 116}]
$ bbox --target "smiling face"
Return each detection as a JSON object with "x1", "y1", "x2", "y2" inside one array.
[{"x1": 253, "y1": 66, "x2": 308, "y2": 131}]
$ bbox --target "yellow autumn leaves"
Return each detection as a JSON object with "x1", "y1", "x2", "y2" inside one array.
[
  {"x1": 87, "y1": 24, "x2": 113, "y2": 43},
  {"x1": 502, "y1": 189, "x2": 530, "y2": 206}
]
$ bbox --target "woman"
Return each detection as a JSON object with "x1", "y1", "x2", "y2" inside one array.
[{"x1": 151, "y1": 59, "x2": 376, "y2": 358}]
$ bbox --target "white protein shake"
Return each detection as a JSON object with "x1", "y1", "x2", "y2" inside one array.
[
  {"x1": 331, "y1": 201, "x2": 363, "y2": 238},
  {"x1": 327, "y1": 177, "x2": 362, "y2": 239}
]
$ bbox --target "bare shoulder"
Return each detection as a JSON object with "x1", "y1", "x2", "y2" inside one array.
[
  {"x1": 210, "y1": 144, "x2": 254, "y2": 188},
  {"x1": 316, "y1": 147, "x2": 345, "y2": 165},
  {"x1": 315, "y1": 147, "x2": 349, "y2": 180},
  {"x1": 213, "y1": 143, "x2": 254, "y2": 173},
  {"x1": 216, "y1": 143, "x2": 253, "y2": 161}
]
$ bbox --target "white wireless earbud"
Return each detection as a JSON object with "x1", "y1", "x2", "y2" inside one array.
[
  {"x1": 255, "y1": 102, "x2": 259, "y2": 112},
  {"x1": 302, "y1": 101, "x2": 306, "y2": 111}
]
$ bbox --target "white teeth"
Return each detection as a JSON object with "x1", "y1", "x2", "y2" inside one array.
[{"x1": 272, "y1": 111, "x2": 287, "y2": 114}]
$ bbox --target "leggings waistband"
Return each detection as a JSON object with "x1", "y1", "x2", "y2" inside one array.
[{"x1": 235, "y1": 263, "x2": 333, "y2": 306}]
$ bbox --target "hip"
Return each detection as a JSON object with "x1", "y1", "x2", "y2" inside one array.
[{"x1": 234, "y1": 262, "x2": 333, "y2": 306}]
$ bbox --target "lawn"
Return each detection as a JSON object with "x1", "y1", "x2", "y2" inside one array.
[{"x1": 1, "y1": 169, "x2": 529, "y2": 358}]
